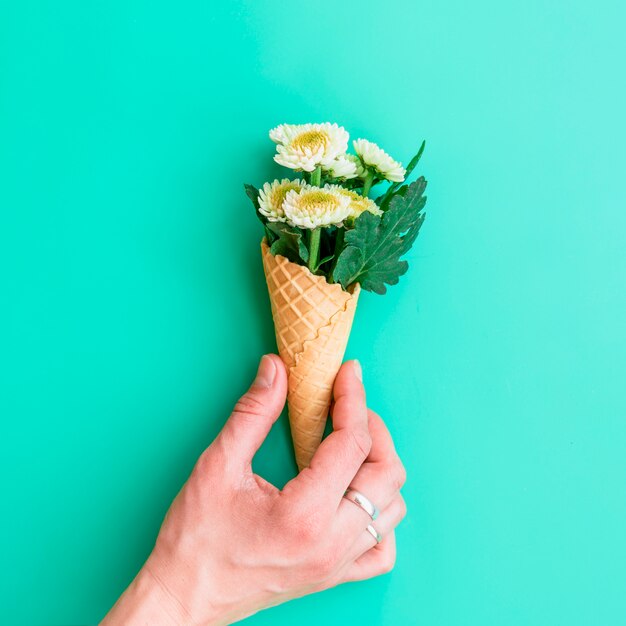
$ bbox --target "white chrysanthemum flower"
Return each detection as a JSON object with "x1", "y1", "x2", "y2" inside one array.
[
  {"x1": 283, "y1": 184, "x2": 352, "y2": 229},
  {"x1": 338, "y1": 188, "x2": 383, "y2": 219},
  {"x1": 258, "y1": 178, "x2": 306, "y2": 222},
  {"x1": 270, "y1": 123, "x2": 349, "y2": 172},
  {"x1": 348, "y1": 153, "x2": 368, "y2": 178},
  {"x1": 325, "y1": 154, "x2": 359, "y2": 180},
  {"x1": 353, "y1": 138, "x2": 406, "y2": 182}
]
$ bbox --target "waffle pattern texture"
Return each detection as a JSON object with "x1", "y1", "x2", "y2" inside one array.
[{"x1": 261, "y1": 241, "x2": 360, "y2": 470}]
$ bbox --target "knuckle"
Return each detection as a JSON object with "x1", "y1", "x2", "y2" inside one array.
[
  {"x1": 367, "y1": 408, "x2": 382, "y2": 426},
  {"x1": 232, "y1": 393, "x2": 267, "y2": 423},
  {"x1": 395, "y1": 460, "x2": 407, "y2": 489},
  {"x1": 381, "y1": 551, "x2": 396, "y2": 574},
  {"x1": 233, "y1": 391, "x2": 265, "y2": 416},
  {"x1": 398, "y1": 495, "x2": 408, "y2": 521},
  {"x1": 192, "y1": 437, "x2": 237, "y2": 483},
  {"x1": 349, "y1": 428, "x2": 372, "y2": 461},
  {"x1": 379, "y1": 544, "x2": 397, "y2": 574},
  {"x1": 192, "y1": 444, "x2": 218, "y2": 476},
  {"x1": 387, "y1": 458, "x2": 407, "y2": 491}
]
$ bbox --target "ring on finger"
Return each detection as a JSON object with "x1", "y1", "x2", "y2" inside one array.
[
  {"x1": 366, "y1": 523, "x2": 382, "y2": 544},
  {"x1": 343, "y1": 488, "x2": 380, "y2": 520}
]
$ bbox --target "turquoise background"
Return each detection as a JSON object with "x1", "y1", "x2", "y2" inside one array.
[{"x1": 1, "y1": 0, "x2": 625, "y2": 624}]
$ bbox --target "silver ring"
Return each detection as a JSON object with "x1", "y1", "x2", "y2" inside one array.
[
  {"x1": 366, "y1": 524, "x2": 382, "y2": 544},
  {"x1": 343, "y1": 488, "x2": 380, "y2": 520}
]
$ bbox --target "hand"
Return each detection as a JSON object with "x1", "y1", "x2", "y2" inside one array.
[{"x1": 102, "y1": 355, "x2": 407, "y2": 625}]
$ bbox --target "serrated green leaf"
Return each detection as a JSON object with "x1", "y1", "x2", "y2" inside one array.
[
  {"x1": 266, "y1": 222, "x2": 309, "y2": 265},
  {"x1": 332, "y1": 245, "x2": 364, "y2": 285},
  {"x1": 333, "y1": 177, "x2": 427, "y2": 294}
]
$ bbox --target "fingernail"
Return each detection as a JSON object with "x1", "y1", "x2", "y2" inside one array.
[
  {"x1": 353, "y1": 359, "x2": 363, "y2": 382},
  {"x1": 255, "y1": 355, "x2": 276, "y2": 388}
]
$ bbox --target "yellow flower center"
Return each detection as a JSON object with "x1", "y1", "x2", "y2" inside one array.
[
  {"x1": 338, "y1": 189, "x2": 376, "y2": 217},
  {"x1": 271, "y1": 182, "x2": 301, "y2": 207},
  {"x1": 291, "y1": 130, "x2": 328, "y2": 153},
  {"x1": 356, "y1": 196, "x2": 373, "y2": 213},
  {"x1": 300, "y1": 191, "x2": 339, "y2": 214}
]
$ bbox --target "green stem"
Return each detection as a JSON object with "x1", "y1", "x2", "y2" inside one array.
[
  {"x1": 362, "y1": 170, "x2": 374, "y2": 197},
  {"x1": 328, "y1": 227, "x2": 345, "y2": 283},
  {"x1": 310, "y1": 166, "x2": 322, "y2": 187},
  {"x1": 308, "y1": 227, "x2": 321, "y2": 273}
]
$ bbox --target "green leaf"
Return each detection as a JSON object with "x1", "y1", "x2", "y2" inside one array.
[
  {"x1": 264, "y1": 224, "x2": 276, "y2": 245},
  {"x1": 266, "y1": 222, "x2": 309, "y2": 265},
  {"x1": 315, "y1": 253, "x2": 335, "y2": 272},
  {"x1": 376, "y1": 140, "x2": 426, "y2": 210},
  {"x1": 403, "y1": 140, "x2": 426, "y2": 182},
  {"x1": 333, "y1": 177, "x2": 427, "y2": 294},
  {"x1": 245, "y1": 183, "x2": 278, "y2": 245},
  {"x1": 331, "y1": 245, "x2": 364, "y2": 285},
  {"x1": 244, "y1": 183, "x2": 260, "y2": 210},
  {"x1": 244, "y1": 183, "x2": 269, "y2": 229}
]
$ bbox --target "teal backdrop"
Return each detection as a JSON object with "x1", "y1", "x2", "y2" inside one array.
[{"x1": 1, "y1": 1, "x2": 625, "y2": 624}]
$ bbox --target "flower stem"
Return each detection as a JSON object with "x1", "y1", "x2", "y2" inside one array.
[
  {"x1": 328, "y1": 227, "x2": 345, "y2": 283},
  {"x1": 308, "y1": 227, "x2": 321, "y2": 273},
  {"x1": 310, "y1": 166, "x2": 322, "y2": 187},
  {"x1": 362, "y1": 170, "x2": 374, "y2": 197}
]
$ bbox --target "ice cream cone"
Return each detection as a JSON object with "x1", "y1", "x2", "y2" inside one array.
[{"x1": 261, "y1": 240, "x2": 360, "y2": 471}]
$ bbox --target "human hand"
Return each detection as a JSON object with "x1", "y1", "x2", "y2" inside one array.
[{"x1": 102, "y1": 355, "x2": 407, "y2": 625}]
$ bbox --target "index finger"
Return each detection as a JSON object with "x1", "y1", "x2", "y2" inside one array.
[
  {"x1": 366, "y1": 409, "x2": 400, "y2": 466},
  {"x1": 292, "y1": 360, "x2": 371, "y2": 502}
]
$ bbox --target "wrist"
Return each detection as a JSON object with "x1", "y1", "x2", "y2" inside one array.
[
  {"x1": 138, "y1": 553, "x2": 243, "y2": 626},
  {"x1": 100, "y1": 564, "x2": 191, "y2": 626},
  {"x1": 142, "y1": 553, "x2": 268, "y2": 626}
]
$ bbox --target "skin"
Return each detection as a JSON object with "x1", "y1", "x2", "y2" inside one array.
[{"x1": 102, "y1": 356, "x2": 407, "y2": 625}]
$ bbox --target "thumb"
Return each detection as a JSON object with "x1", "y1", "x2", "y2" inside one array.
[{"x1": 218, "y1": 354, "x2": 288, "y2": 466}]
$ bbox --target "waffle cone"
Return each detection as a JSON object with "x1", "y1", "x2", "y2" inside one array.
[{"x1": 261, "y1": 240, "x2": 360, "y2": 471}]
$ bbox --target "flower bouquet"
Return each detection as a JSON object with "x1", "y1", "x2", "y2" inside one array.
[{"x1": 245, "y1": 123, "x2": 427, "y2": 470}]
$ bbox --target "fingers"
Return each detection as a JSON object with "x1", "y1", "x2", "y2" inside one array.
[
  {"x1": 365, "y1": 409, "x2": 400, "y2": 466},
  {"x1": 341, "y1": 531, "x2": 397, "y2": 582},
  {"x1": 335, "y1": 410, "x2": 406, "y2": 533},
  {"x1": 340, "y1": 495, "x2": 405, "y2": 582},
  {"x1": 297, "y1": 360, "x2": 371, "y2": 502},
  {"x1": 316, "y1": 494, "x2": 405, "y2": 592},
  {"x1": 344, "y1": 493, "x2": 406, "y2": 564},
  {"x1": 217, "y1": 354, "x2": 288, "y2": 467}
]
